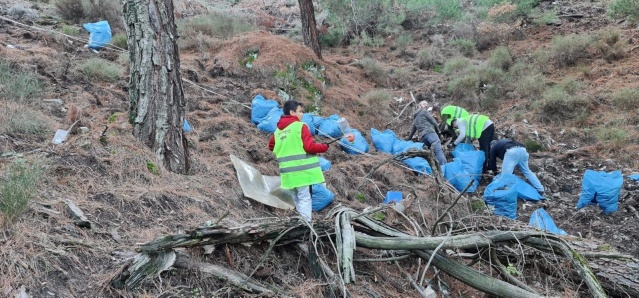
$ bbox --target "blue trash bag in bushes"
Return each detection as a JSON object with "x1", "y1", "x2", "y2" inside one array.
[
  {"x1": 317, "y1": 114, "x2": 342, "y2": 138},
  {"x1": 251, "y1": 94, "x2": 279, "y2": 125},
  {"x1": 340, "y1": 129, "x2": 369, "y2": 155},
  {"x1": 370, "y1": 128, "x2": 398, "y2": 154},
  {"x1": 483, "y1": 174, "x2": 519, "y2": 219},
  {"x1": 83, "y1": 21, "x2": 112, "y2": 50},
  {"x1": 312, "y1": 184, "x2": 335, "y2": 212},
  {"x1": 318, "y1": 157, "x2": 331, "y2": 172},
  {"x1": 392, "y1": 139, "x2": 431, "y2": 175},
  {"x1": 529, "y1": 208, "x2": 567, "y2": 235},
  {"x1": 577, "y1": 169, "x2": 622, "y2": 214},
  {"x1": 256, "y1": 107, "x2": 283, "y2": 133}
]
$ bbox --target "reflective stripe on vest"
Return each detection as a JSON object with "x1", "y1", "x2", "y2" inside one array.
[
  {"x1": 466, "y1": 114, "x2": 488, "y2": 139},
  {"x1": 273, "y1": 121, "x2": 324, "y2": 189}
]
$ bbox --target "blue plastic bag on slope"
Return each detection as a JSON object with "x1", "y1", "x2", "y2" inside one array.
[
  {"x1": 483, "y1": 174, "x2": 518, "y2": 219},
  {"x1": 317, "y1": 114, "x2": 342, "y2": 138},
  {"x1": 529, "y1": 208, "x2": 567, "y2": 235},
  {"x1": 312, "y1": 183, "x2": 335, "y2": 212},
  {"x1": 443, "y1": 159, "x2": 476, "y2": 192},
  {"x1": 391, "y1": 139, "x2": 423, "y2": 155},
  {"x1": 302, "y1": 113, "x2": 317, "y2": 135},
  {"x1": 370, "y1": 128, "x2": 398, "y2": 154},
  {"x1": 251, "y1": 94, "x2": 279, "y2": 125},
  {"x1": 515, "y1": 176, "x2": 544, "y2": 201},
  {"x1": 451, "y1": 143, "x2": 476, "y2": 157},
  {"x1": 577, "y1": 170, "x2": 622, "y2": 214},
  {"x1": 318, "y1": 157, "x2": 331, "y2": 172},
  {"x1": 392, "y1": 139, "x2": 431, "y2": 175},
  {"x1": 628, "y1": 173, "x2": 639, "y2": 181},
  {"x1": 340, "y1": 129, "x2": 369, "y2": 155},
  {"x1": 83, "y1": 21, "x2": 112, "y2": 50},
  {"x1": 256, "y1": 107, "x2": 283, "y2": 133}
]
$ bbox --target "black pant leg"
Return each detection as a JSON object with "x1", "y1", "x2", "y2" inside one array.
[{"x1": 478, "y1": 124, "x2": 495, "y2": 171}]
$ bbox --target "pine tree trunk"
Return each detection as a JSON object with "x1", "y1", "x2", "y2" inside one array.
[
  {"x1": 124, "y1": 0, "x2": 190, "y2": 174},
  {"x1": 298, "y1": 0, "x2": 322, "y2": 60}
]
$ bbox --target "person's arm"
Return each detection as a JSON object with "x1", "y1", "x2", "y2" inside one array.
[
  {"x1": 268, "y1": 135, "x2": 275, "y2": 151},
  {"x1": 453, "y1": 120, "x2": 466, "y2": 145},
  {"x1": 301, "y1": 124, "x2": 329, "y2": 153},
  {"x1": 426, "y1": 114, "x2": 440, "y2": 135},
  {"x1": 407, "y1": 125, "x2": 416, "y2": 140}
]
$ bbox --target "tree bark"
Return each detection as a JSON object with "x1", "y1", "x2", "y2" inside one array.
[
  {"x1": 298, "y1": 0, "x2": 322, "y2": 60},
  {"x1": 124, "y1": 0, "x2": 190, "y2": 174}
]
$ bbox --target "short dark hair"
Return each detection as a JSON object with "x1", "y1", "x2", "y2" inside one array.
[{"x1": 283, "y1": 100, "x2": 303, "y2": 116}]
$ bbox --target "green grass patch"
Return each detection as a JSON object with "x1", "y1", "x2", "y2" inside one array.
[
  {"x1": 359, "y1": 58, "x2": 388, "y2": 86},
  {"x1": 77, "y1": 58, "x2": 122, "y2": 82},
  {"x1": 1, "y1": 160, "x2": 43, "y2": 225},
  {"x1": 176, "y1": 11, "x2": 256, "y2": 39},
  {"x1": 548, "y1": 34, "x2": 593, "y2": 67},
  {"x1": 607, "y1": 0, "x2": 639, "y2": 22},
  {"x1": 110, "y1": 33, "x2": 128, "y2": 49},
  {"x1": 450, "y1": 38, "x2": 476, "y2": 57},
  {"x1": 0, "y1": 60, "x2": 42, "y2": 103},
  {"x1": 146, "y1": 161, "x2": 160, "y2": 175},
  {"x1": 487, "y1": 46, "x2": 512, "y2": 71},
  {"x1": 537, "y1": 86, "x2": 589, "y2": 123},
  {"x1": 524, "y1": 139, "x2": 543, "y2": 152},
  {"x1": 417, "y1": 47, "x2": 444, "y2": 70},
  {"x1": 610, "y1": 87, "x2": 639, "y2": 109},
  {"x1": 0, "y1": 105, "x2": 50, "y2": 136},
  {"x1": 362, "y1": 89, "x2": 392, "y2": 106}
]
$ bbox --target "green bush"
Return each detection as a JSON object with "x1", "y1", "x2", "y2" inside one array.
[
  {"x1": 523, "y1": 139, "x2": 543, "y2": 152},
  {"x1": 593, "y1": 126, "x2": 628, "y2": 148},
  {"x1": 358, "y1": 58, "x2": 388, "y2": 86},
  {"x1": 61, "y1": 24, "x2": 81, "y2": 36},
  {"x1": 0, "y1": 60, "x2": 42, "y2": 103},
  {"x1": 319, "y1": 27, "x2": 345, "y2": 47},
  {"x1": 450, "y1": 38, "x2": 477, "y2": 57},
  {"x1": 417, "y1": 47, "x2": 445, "y2": 70},
  {"x1": 548, "y1": 34, "x2": 593, "y2": 67},
  {"x1": 531, "y1": 8, "x2": 559, "y2": 25},
  {"x1": 362, "y1": 89, "x2": 392, "y2": 106},
  {"x1": 488, "y1": 46, "x2": 512, "y2": 70},
  {"x1": 111, "y1": 33, "x2": 128, "y2": 49},
  {"x1": 607, "y1": 0, "x2": 639, "y2": 22},
  {"x1": 442, "y1": 56, "x2": 471, "y2": 75},
  {"x1": 514, "y1": 73, "x2": 546, "y2": 99},
  {"x1": 0, "y1": 105, "x2": 50, "y2": 135},
  {"x1": 84, "y1": 0, "x2": 123, "y2": 30},
  {"x1": 538, "y1": 86, "x2": 589, "y2": 123},
  {"x1": 1, "y1": 160, "x2": 42, "y2": 225},
  {"x1": 391, "y1": 67, "x2": 410, "y2": 88},
  {"x1": 393, "y1": 33, "x2": 413, "y2": 51},
  {"x1": 595, "y1": 30, "x2": 626, "y2": 62},
  {"x1": 77, "y1": 58, "x2": 123, "y2": 82},
  {"x1": 176, "y1": 11, "x2": 256, "y2": 39},
  {"x1": 610, "y1": 87, "x2": 639, "y2": 109},
  {"x1": 557, "y1": 77, "x2": 582, "y2": 95}
]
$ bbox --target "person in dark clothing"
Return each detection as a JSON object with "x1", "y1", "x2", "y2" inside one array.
[
  {"x1": 407, "y1": 101, "x2": 447, "y2": 166},
  {"x1": 489, "y1": 138, "x2": 544, "y2": 193}
]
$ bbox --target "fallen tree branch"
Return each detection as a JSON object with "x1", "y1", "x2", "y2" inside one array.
[{"x1": 489, "y1": 247, "x2": 538, "y2": 294}]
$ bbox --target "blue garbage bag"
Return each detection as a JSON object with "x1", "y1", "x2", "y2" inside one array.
[
  {"x1": 83, "y1": 21, "x2": 112, "y2": 50},
  {"x1": 318, "y1": 157, "x2": 331, "y2": 172},
  {"x1": 451, "y1": 143, "x2": 476, "y2": 157},
  {"x1": 391, "y1": 139, "x2": 423, "y2": 155},
  {"x1": 529, "y1": 208, "x2": 567, "y2": 235},
  {"x1": 370, "y1": 128, "x2": 398, "y2": 154},
  {"x1": 250, "y1": 94, "x2": 279, "y2": 125},
  {"x1": 577, "y1": 170, "x2": 622, "y2": 214},
  {"x1": 384, "y1": 191, "x2": 402, "y2": 204},
  {"x1": 628, "y1": 173, "x2": 639, "y2": 181},
  {"x1": 443, "y1": 158, "x2": 476, "y2": 192},
  {"x1": 256, "y1": 107, "x2": 283, "y2": 133},
  {"x1": 515, "y1": 176, "x2": 544, "y2": 201},
  {"x1": 317, "y1": 114, "x2": 342, "y2": 138},
  {"x1": 391, "y1": 139, "x2": 431, "y2": 175},
  {"x1": 483, "y1": 173, "x2": 518, "y2": 219},
  {"x1": 183, "y1": 119, "x2": 192, "y2": 133},
  {"x1": 302, "y1": 113, "x2": 316, "y2": 135},
  {"x1": 312, "y1": 184, "x2": 335, "y2": 212},
  {"x1": 340, "y1": 129, "x2": 369, "y2": 155}
]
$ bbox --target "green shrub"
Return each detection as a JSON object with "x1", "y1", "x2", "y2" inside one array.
[
  {"x1": 417, "y1": 47, "x2": 445, "y2": 70},
  {"x1": 537, "y1": 86, "x2": 589, "y2": 123},
  {"x1": 607, "y1": 0, "x2": 639, "y2": 22},
  {"x1": 595, "y1": 30, "x2": 626, "y2": 62},
  {"x1": 358, "y1": 58, "x2": 388, "y2": 86},
  {"x1": 362, "y1": 89, "x2": 392, "y2": 106},
  {"x1": 523, "y1": 139, "x2": 543, "y2": 152},
  {"x1": 514, "y1": 73, "x2": 546, "y2": 99},
  {"x1": 450, "y1": 38, "x2": 476, "y2": 57},
  {"x1": 176, "y1": 11, "x2": 256, "y2": 39},
  {"x1": 531, "y1": 8, "x2": 559, "y2": 25},
  {"x1": 61, "y1": 24, "x2": 81, "y2": 36},
  {"x1": 391, "y1": 67, "x2": 410, "y2": 88},
  {"x1": 488, "y1": 46, "x2": 512, "y2": 70},
  {"x1": 146, "y1": 161, "x2": 160, "y2": 175},
  {"x1": 1, "y1": 160, "x2": 42, "y2": 225},
  {"x1": 610, "y1": 87, "x2": 639, "y2": 109},
  {"x1": 593, "y1": 126, "x2": 628, "y2": 148},
  {"x1": 443, "y1": 56, "x2": 471, "y2": 75},
  {"x1": 557, "y1": 77, "x2": 582, "y2": 95},
  {"x1": 0, "y1": 105, "x2": 50, "y2": 135},
  {"x1": 393, "y1": 33, "x2": 413, "y2": 51},
  {"x1": 110, "y1": 33, "x2": 128, "y2": 50},
  {"x1": 83, "y1": 0, "x2": 123, "y2": 30},
  {"x1": 319, "y1": 27, "x2": 345, "y2": 47},
  {"x1": 530, "y1": 48, "x2": 550, "y2": 72},
  {"x1": 548, "y1": 34, "x2": 593, "y2": 67},
  {"x1": 54, "y1": 0, "x2": 84, "y2": 23},
  {"x1": 0, "y1": 60, "x2": 42, "y2": 103},
  {"x1": 77, "y1": 58, "x2": 123, "y2": 82}
]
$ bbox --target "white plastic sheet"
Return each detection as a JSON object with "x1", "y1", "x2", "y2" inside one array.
[{"x1": 230, "y1": 155, "x2": 295, "y2": 210}]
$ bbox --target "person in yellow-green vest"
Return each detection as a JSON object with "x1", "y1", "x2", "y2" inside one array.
[
  {"x1": 447, "y1": 114, "x2": 495, "y2": 173},
  {"x1": 268, "y1": 100, "x2": 329, "y2": 222},
  {"x1": 437, "y1": 105, "x2": 469, "y2": 141}
]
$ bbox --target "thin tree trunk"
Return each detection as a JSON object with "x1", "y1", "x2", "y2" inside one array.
[
  {"x1": 124, "y1": 0, "x2": 190, "y2": 174},
  {"x1": 298, "y1": 0, "x2": 322, "y2": 60}
]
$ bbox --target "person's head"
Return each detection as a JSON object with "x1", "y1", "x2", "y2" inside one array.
[
  {"x1": 451, "y1": 118, "x2": 458, "y2": 128},
  {"x1": 283, "y1": 100, "x2": 304, "y2": 121},
  {"x1": 418, "y1": 100, "x2": 429, "y2": 110}
]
